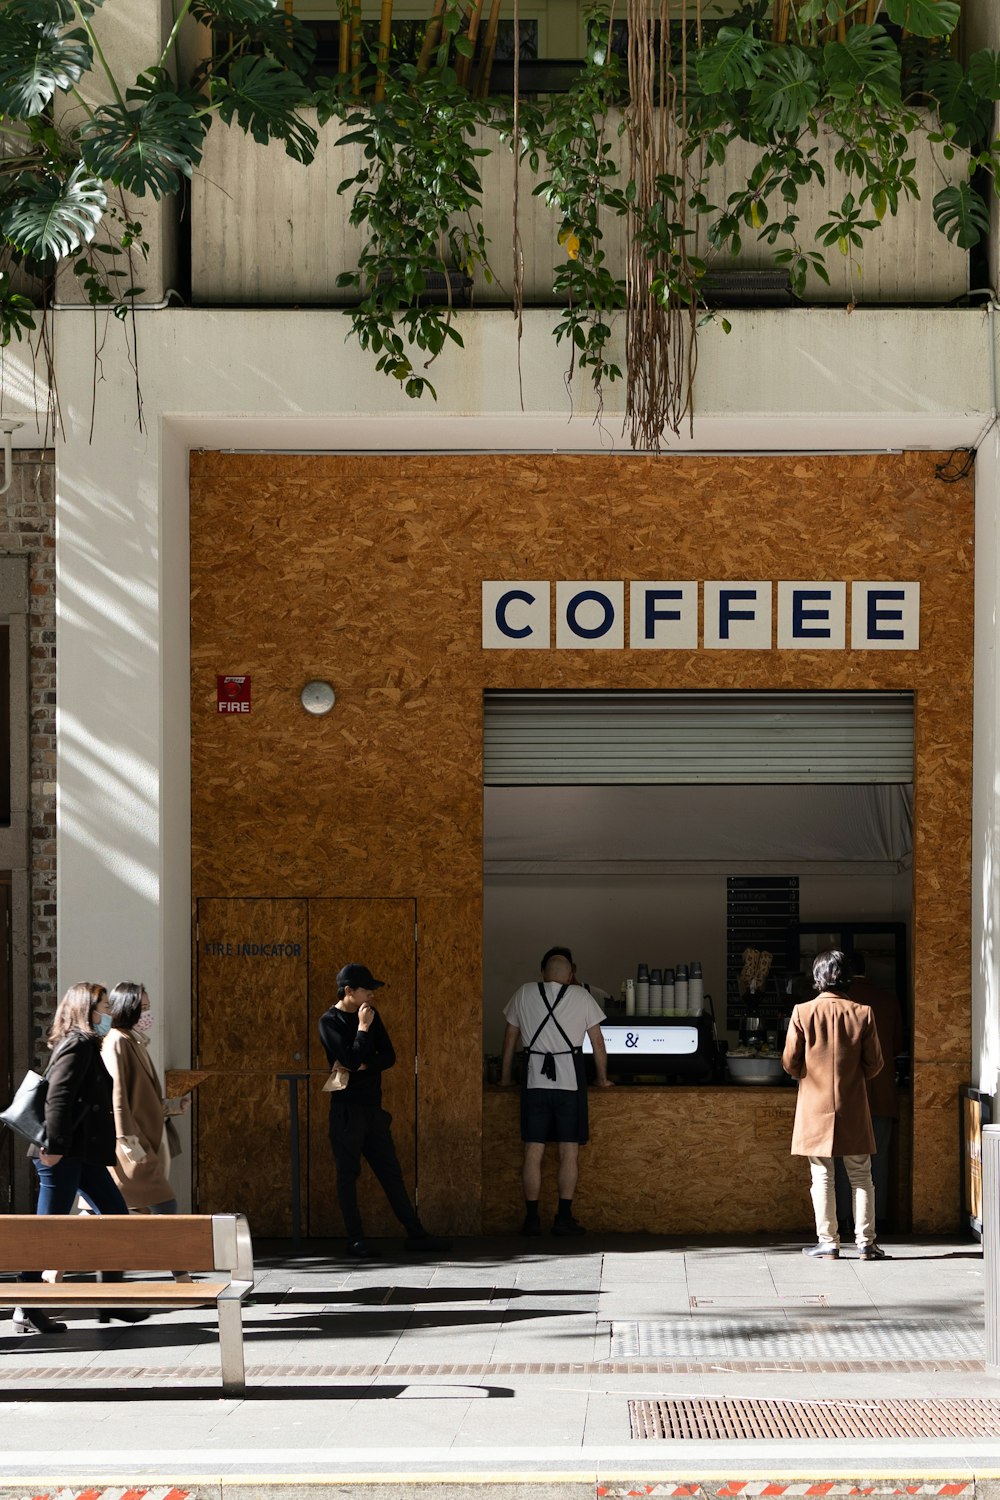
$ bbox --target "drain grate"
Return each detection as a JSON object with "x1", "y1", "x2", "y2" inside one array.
[{"x1": 630, "y1": 1396, "x2": 1000, "y2": 1440}]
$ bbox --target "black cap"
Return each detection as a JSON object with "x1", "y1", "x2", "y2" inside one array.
[{"x1": 336, "y1": 963, "x2": 385, "y2": 991}]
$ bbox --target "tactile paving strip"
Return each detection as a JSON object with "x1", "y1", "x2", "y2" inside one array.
[
  {"x1": 630, "y1": 1396, "x2": 1000, "y2": 1440},
  {"x1": 0, "y1": 1357, "x2": 983, "y2": 1383},
  {"x1": 611, "y1": 1318, "x2": 984, "y2": 1360}
]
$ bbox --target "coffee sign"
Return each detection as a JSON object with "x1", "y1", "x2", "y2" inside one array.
[{"x1": 481, "y1": 581, "x2": 919, "y2": 651}]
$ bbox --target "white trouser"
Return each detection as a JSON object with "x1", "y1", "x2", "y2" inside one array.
[{"x1": 808, "y1": 1154, "x2": 875, "y2": 1247}]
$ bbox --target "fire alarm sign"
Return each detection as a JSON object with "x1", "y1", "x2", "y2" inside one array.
[{"x1": 217, "y1": 675, "x2": 251, "y2": 713}]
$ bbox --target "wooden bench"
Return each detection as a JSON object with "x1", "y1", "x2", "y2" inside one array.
[{"x1": 0, "y1": 1212, "x2": 254, "y2": 1394}]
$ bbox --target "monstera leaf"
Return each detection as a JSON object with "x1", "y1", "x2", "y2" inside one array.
[
  {"x1": 968, "y1": 49, "x2": 1000, "y2": 103},
  {"x1": 933, "y1": 182, "x2": 990, "y2": 248},
  {"x1": 0, "y1": 18, "x2": 92, "y2": 116},
  {"x1": 2, "y1": 163, "x2": 106, "y2": 260},
  {"x1": 191, "y1": 0, "x2": 316, "y2": 74},
  {"x1": 750, "y1": 47, "x2": 820, "y2": 134},
  {"x1": 695, "y1": 27, "x2": 765, "y2": 95},
  {"x1": 823, "y1": 25, "x2": 901, "y2": 107},
  {"x1": 884, "y1": 0, "x2": 959, "y2": 40},
  {"x1": 79, "y1": 82, "x2": 207, "y2": 198},
  {"x1": 210, "y1": 55, "x2": 318, "y2": 162}
]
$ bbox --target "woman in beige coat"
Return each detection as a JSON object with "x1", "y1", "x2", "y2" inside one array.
[
  {"x1": 781, "y1": 950, "x2": 884, "y2": 1261},
  {"x1": 102, "y1": 981, "x2": 191, "y2": 1278}
]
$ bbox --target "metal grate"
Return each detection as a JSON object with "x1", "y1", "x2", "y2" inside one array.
[{"x1": 630, "y1": 1397, "x2": 1000, "y2": 1440}]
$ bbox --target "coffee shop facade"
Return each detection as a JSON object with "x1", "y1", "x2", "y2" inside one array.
[{"x1": 173, "y1": 444, "x2": 970, "y2": 1239}]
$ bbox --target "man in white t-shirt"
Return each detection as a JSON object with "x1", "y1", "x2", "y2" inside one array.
[{"x1": 499, "y1": 948, "x2": 612, "y2": 1236}]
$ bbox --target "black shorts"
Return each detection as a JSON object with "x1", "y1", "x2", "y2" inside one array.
[{"x1": 521, "y1": 1086, "x2": 588, "y2": 1144}]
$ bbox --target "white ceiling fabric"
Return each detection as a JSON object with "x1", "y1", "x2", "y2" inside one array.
[{"x1": 484, "y1": 783, "x2": 913, "y2": 874}]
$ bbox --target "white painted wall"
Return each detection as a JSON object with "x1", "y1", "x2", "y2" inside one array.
[
  {"x1": 0, "y1": 298, "x2": 988, "y2": 1202},
  {"x1": 974, "y1": 420, "x2": 1000, "y2": 1103}
]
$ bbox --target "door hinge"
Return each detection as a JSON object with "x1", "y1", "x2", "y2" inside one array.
[
  {"x1": 414, "y1": 921, "x2": 418, "y2": 945},
  {"x1": 414, "y1": 1054, "x2": 419, "y2": 1076}
]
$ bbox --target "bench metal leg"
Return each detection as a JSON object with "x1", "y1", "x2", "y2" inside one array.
[{"x1": 218, "y1": 1296, "x2": 246, "y2": 1396}]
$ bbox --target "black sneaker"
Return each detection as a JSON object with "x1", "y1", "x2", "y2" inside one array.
[
  {"x1": 347, "y1": 1239, "x2": 379, "y2": 1259},
  {"x1": 801, "y1": 1243, "x2": 839, "y2": 1259},
  {"x1": 858, "y1": 1242, "x2": 888, "y2": 1261},
  {"x1": 552, "y1": 1215, "x2": 586, "y2": 1237}
]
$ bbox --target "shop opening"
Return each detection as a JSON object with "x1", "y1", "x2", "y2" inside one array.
[{"x1": 482, "y1": 689, "x2": 913, "y2": 1231}]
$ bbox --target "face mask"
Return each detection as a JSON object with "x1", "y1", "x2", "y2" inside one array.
[
  {"x1": 93, "y1": 1014, "x2": 112, "y2": 1037},
  {"x1": 135, "y1": 1011, "x2": 153, "y2": 1033}
]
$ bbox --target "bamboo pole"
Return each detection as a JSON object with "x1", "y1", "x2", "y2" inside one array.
[
  {"x1": 374, "y1": 0, "x2": 394, "y2": 100},
  {"x1": 773, "y1": 0, "x2": 792, "y2": 45},
  {"x1": 457, "y1": 0, "x2": 484, "y2": 90},
  {"x1": 417, "y1": 0, "x2": 447, "y2": 75},
  {"x1": 338, "y1": 0, "x2": 351, "y2": 75},
  {"x1": 474, "y1": 0, "x2": 502, "y2": 97}
]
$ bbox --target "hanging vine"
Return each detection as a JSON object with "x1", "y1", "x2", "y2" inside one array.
[{"x1": 624, "y1": 0, "x2": 703, "y2": 446}]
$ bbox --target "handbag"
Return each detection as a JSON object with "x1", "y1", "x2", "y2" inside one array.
[{"x1": 0, "y1": 1068, "x2": 48, "y2": 1145}]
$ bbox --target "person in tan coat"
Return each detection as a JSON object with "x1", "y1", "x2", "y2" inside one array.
[
  {"x1": 102, "y1": 981, "x2": 192, "y2": 1280},
  {"x1": 782, "y1": 950, "x2": 885, "y2": 1261}
]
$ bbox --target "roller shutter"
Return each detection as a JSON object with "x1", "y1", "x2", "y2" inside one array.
[{"x1": 482, "y1": 691, "x2": 913, "y2": 785}]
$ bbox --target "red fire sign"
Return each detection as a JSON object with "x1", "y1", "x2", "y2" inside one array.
[{"x1": 217, "y1": 675, "x2": 251, "y2": 714}]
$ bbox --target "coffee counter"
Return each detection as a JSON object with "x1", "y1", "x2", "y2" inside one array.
[{"x1": 482, "y1": 1084, "x2": 912, "y2": 1235}]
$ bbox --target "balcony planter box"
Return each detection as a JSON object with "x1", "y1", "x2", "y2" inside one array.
[{"x1": 191, "y1": 107, "x2": 968, "y2": 309}]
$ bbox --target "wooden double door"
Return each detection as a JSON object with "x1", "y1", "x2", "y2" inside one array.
[{"x1": 195, "y1": 896, "x2": 416, "y2": 1237}]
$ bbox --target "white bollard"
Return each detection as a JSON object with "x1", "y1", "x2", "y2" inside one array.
[{"x1": 984, "y1": 1124, "x2": 1000, "y2": 1373}]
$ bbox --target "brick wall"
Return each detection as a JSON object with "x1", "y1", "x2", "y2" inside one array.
[{"x1": 3, "y1": 450, "x2": 56, "y2": 1049}]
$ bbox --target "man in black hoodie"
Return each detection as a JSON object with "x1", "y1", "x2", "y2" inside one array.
[{"x1": 318, "y1": 962, "x2": 448, "y2": 1259}]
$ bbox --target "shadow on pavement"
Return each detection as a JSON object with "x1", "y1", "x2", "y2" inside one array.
[{"x1": 0, "y1": 1382, "x2": 516, "y2": 1402}]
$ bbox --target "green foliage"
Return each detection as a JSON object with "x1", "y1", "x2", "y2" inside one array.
[
  {"x1": 329, "y1": 25, "x2": 495, "y2": 399},
  {"x1": 968, "y1": 49, "x2": 1000, "y2": 104},
  {"x1": 1, "y1": 162, "x2": 106, "y2": 259},
  {"x1": 883, "y1": 0, "x2": 960, "y2": 40},
  {"x1": 522, "y1": 11, "x2": 628, "y2": 397},
  {"x1": 0, "y1": 14, "x2": 92, "y2": 117},
  {"x1": 822, "y1": 26, "x2": 901, "y2": 110},
  {"x1": 695, "y1": 27, "x2": 766, "y2": 95},
  {"x1": 0, "y1": 0, "x2": 319, "y2": 350},
  {"x1": 210, "y1": 54, "x2": 317, "y2": 160},
  {"x1": 932, "y1": 181, "x2": 991, "y2": 249},
  {"x1": 751, "y1": 46, "x2": 820, "y2": 133},
  {"x1": 0, "y1": 271, "x2": 41, "y2": 346},
  {"x1": 79, "y1": 76, "x2": 208, "y2": 198}
]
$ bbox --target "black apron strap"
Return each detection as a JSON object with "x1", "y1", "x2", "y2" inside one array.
[{"x1": 524, "y1": 983, "x2": 579, "y2": 1082}]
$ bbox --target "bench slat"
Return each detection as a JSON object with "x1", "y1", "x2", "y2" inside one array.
[
  {"x1": 2, "y1": 1282, "x2": 228, "y2": 1306},
  {"x1": 0, "y1": 1215, "x2": 218, "y2": 1272}
]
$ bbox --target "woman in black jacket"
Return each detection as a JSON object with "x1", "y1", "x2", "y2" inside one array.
[{"x1": 13, "y1": 982, "x2": 133, "y2": 1335}]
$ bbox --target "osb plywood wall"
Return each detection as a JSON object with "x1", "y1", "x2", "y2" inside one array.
[{"x1": 190, "y1": 452, "x2": 973, "y2": 1236}]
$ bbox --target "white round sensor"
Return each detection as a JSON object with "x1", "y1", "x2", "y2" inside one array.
[{"x1": 300, "y1": 680, "x2": 336, "y2": 716}]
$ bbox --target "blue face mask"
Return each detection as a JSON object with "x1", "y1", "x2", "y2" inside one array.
[{"x1": 93, "y1": 1013, "x2": 112, "y2": 1037}]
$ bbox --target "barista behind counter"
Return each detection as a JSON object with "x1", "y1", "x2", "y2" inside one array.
[
  {"x1": 539, "y1": 946, "x2": 612, "y2": 1008},
  {"x1": 500, "y1": 948, "x2": 612, "y2": 1236}
]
